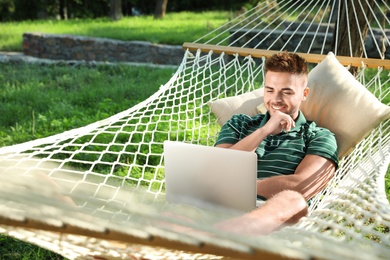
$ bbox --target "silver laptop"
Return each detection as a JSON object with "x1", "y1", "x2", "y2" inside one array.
[{"x1": 163, "y1": 141, "x2": 257, "y2": 213}]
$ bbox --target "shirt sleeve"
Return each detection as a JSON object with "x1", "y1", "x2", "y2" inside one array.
[
  {"x1": 214, "y1": 114, "x2": 251, "y2": 146},
  {"x1": 306, "y1": 128, "x2": 339, "y2": 168}
]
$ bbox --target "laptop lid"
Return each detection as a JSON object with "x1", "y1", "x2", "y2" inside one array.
[{"x1": 163, "y1": 141, "x2": 257, "y2": 213}]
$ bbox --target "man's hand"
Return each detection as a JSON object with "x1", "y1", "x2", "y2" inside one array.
[{"x1": 262, "y1": 111, "x2": 295, "y2": 135}]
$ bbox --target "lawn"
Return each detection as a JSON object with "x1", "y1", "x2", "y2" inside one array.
[
  {"x1": 0, "y1": 11, "x2": 230, "y2": 259},
  {"x1": 0, "y1": 11, "x2": 231, "y2": 51},
  {"x1": 0, "y1": 61, "x2": 177, "y2": 259},
  {"x1": 0, "y1": 62, "x2": 176, "y2": 146}
]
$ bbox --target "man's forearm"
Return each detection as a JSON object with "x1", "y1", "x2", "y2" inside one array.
[
  {"x1": 216, "y1": 127, "x2": 268, "y2": 152},
  {"x1": 257, "y1": 155, "x2": 336, "y2": 201}
]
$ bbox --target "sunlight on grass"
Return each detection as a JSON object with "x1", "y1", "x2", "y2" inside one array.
[{"x1": 0, "y1": 11, "x2": 230, "y2": 51}]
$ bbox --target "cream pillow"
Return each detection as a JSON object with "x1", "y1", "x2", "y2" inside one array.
[
  {"x1": 301, "y1": 52, "x2": 390, "y2": 158},
  {"x1": 207, "y1": 88, "x2": 265, "y2": 126}
]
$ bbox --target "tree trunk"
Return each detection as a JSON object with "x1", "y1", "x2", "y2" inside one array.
[
  {"x1": 154, "y1": 0, "x2": 168, "y2": 19},
  {"x1": 331, "y1": 0, "x2": 375, "y2": 74},
  {"x1": 109, "y1": 0, "x2": 122, "y2": 21},
  {"x1": 59, "y1": 0, "x2": 67, "y2": 20},
  {"x1": 329, "y1": 0, "x2": 339, "y2": 23}
]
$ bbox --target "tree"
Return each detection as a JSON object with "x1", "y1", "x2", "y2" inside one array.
[
  {"x1": 331, "y1": 0, "x2": 375, "y2": 74},
  {"x1": 0, "y1": 0, "x2": 15, "y2": 21},
  {"x1": 59, "y1": 0, "x2": 67, "y2": 20},
  {"x1": 154, "y1": 0, "x2": 168, "y2": 19},
  {"x1": 109, "y1": 0, "x2": 122, "y2": 20}
]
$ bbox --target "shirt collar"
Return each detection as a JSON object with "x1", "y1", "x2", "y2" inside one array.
[{"x1": 260, "y1": 111, "x2": 307, "y2": 131}]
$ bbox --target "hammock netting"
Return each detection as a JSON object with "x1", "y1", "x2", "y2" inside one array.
[{"x1": 1, "y1": 0, "x2": 390, "y2": 259}]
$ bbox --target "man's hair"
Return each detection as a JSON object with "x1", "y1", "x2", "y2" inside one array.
[{"x1": 265, "y1": 52, "x2": 308, "y2": 76}]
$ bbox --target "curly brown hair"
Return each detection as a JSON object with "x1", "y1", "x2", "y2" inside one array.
[{"x1": 265, "y1": 52, "x2": 308, "y2": 76}]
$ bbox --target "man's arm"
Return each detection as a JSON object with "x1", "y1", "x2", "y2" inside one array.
[
  {"x1": 216, "y1": 127, "x2": 268, "y2": 152},
  {"x1": 216, "y1": 111, "x2": 295, "y2": 152},
  {"x1": 257, "y1": 154, "x2": 336, "y2": 201},
  {"x1": 216, "y1": 110, "x2": 335, "y2": 200}
]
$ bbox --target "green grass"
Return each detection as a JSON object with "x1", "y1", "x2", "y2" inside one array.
[
  {"x1": 0, "y1": 62, "x2": 176, "y2": 260},
  {"x1": 0, "y1": 11, "x2": 231, "y2": 52},
  {"x1": 0, "y1": 12, "x2": 230, "y2": 258},
  {"x1": 0, "y1": 235, "x2": 65, "y2": 260},
  {"x1": 0, "y1": 62, "x2": 176, "y2": 146}
]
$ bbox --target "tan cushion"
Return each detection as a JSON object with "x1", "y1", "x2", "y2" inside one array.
[
  {"x1": 300, "y1": 52, "x2": 390, "y2": 158},
  {"x1": 207, "y1": 88, "x2": 264, "y2": 126}
]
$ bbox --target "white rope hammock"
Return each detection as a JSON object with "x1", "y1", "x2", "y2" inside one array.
[{"x1": 1, "y1": 0, "x2": 390, "y2": 259}]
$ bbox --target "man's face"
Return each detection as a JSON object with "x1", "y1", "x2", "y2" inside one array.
[{"x1": 263, "y1": 71, "x2": 309, "y2": 120}]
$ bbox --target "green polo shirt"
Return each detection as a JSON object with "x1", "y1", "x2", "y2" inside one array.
[{"x1": 215, "y1": 111, "x2": 338, "y2": 179}]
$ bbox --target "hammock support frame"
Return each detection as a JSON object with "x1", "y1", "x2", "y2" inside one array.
[{"x1": 183, "y1": 42, "x2": 390, "y2": 69}]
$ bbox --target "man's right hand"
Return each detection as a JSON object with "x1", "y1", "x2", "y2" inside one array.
[{"x1": 262, "y1": 111, "x2": 295, "y2": 136}]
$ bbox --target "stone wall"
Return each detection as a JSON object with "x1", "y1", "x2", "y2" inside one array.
[
  {"x1": 22, "y1": 33, "x2": 185, "y2": 65},
  {"x1": 22, "y1": 25, "x2": 390, "y2": 65}
]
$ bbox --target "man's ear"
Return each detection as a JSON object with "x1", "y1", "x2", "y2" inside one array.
[{"x1": 302, "y1": 87, "x2": 310, "y2": 101}]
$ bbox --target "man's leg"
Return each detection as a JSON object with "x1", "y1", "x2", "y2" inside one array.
[{"x1": 214, "y1": 190, "x2": 308, "y2": 235}]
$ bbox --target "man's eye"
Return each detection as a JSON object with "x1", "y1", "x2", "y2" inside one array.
[{"x1": 283, "y1": 91, "x2": 293, "y2": 95}]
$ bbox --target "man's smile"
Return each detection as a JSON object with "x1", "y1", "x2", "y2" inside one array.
[{"x1": 270, "y1": 104, "x2": 287, "y2": 111}]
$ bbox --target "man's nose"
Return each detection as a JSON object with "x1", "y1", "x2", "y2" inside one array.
[{"x1": 275, "y1": 92, "x2": 283, "y2": 101}]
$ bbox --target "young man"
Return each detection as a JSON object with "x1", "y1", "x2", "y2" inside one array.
[{"x1": 214, "y1": 52, "x2": 338, "y2": 235}]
